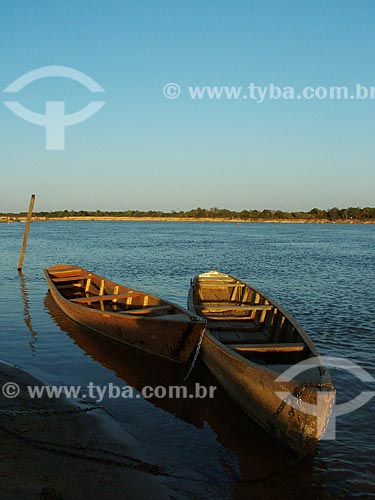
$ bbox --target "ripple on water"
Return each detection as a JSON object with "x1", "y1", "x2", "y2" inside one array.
[{"x1": 0, "y1": 221, "x2": 374, "y2": 499}]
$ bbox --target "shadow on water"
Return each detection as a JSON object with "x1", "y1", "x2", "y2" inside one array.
[
  {"x1": 18, "y1": 271, "x2": 38, "y2": 353},
  {"x1": 44, "y1": 292, "x2": 327, "y2": 500}
]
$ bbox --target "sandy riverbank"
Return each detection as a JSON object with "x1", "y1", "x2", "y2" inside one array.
[
  {"x1": 0, "y1": 362, "x2": 176, "y2": 500},
  {"x1": 2, "y1": 216, "x2": 374, "y2": 224}
]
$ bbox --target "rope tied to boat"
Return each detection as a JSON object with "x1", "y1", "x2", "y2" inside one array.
[
  {"x1": 293, "y1": 382, "x2": 336, "y2": 401},
  {"x1": 274, "y1": 382, "x2": 335, "y2": 418},
  {"x1": 183, "y1": 327, "x2": 206, "y2": 382}
]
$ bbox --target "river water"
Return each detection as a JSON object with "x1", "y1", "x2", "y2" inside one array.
[{"x1": 0, "y1": 221, "x2": 374, "y2": 499}]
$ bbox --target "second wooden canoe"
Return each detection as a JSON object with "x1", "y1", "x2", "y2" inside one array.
[{"x1": 188, "y1": 270, "x2": 335, "y2": 455}]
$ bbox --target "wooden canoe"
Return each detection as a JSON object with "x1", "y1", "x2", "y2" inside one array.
[
  {"x1": 188, "y1": 270, "x2": 335, "y2": 455},
  {"x1": 45, "y1": 264, "x2": 205, "y2": 363}
]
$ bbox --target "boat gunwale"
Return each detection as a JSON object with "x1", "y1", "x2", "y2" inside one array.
[{"x1": 45, "y1": 266, "x2": 203, "y2": 325}]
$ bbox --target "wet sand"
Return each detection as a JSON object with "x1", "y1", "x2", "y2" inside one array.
[{"x1": 0, "y1": 362, "x2": 175, "y2": 500}]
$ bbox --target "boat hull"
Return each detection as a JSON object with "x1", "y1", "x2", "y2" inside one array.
[
  {"x1": 188, "y1": 270, "x2": 335, "y2": 455},
  {"x1": 201, "y1": 332, "x2": 334, "y2": 455},
  {"x1": 45, "y1": 266, "x2": 204, "y2": 363}
]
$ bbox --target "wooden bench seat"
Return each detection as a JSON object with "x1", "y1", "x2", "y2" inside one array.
[
  {"x1": 229, "y1": 343, "x2": 306, "y2": 353},
  {"x1": 198, "y1": 278, "x2": 236, "y2": 282},
  {"x1": 213, "y1": 331, "x2": 268, "y2": 343},
  {"x1": 198, "y1": 283, "x2": 245, "y2": 288},
  {"x1": 71, "y1": 293, "x2": 141, "y2": 303},
  {"x1": 121, "y1": 305, "x2": 174, "y2": 316},
  {"x1": 200, "y1": 300, "x2": 245, "y2": 303},
  {"x1": 53, "y1": 274, "x2": 91, "y2": 283},
  {"x1": 208, "y1": 321, "x2": 262, "y2": 331},
  {"x1": 56, "y1": 283, "x2": 84, "y2": 289},
  {"x1": 50, "y1": 268, "x2": 84, "y2": 276},
  {"x1": 155, "y1": 313, "x2": 191, "y2": 321},
  {"x1": 197, "y1": 304, "x2": 273, "y2": 311},
  {"x1": 207, "y1": 315, "x2": 266, "y2": 321}
]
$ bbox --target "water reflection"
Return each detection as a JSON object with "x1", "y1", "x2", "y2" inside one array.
[
  {"x1": 44, "y1": 291, "x2": 203, "y2": 426},
  {"x1": 18, "y1": 271, "x2": 37, "y2": 353},
  {"x1": 43, "y1": 291, "x2": 326, "y2": 499}
]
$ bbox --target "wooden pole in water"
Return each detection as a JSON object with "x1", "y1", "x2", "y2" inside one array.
[{"x1": 17, "y1": 194, "x2": 36, "y2": 271}]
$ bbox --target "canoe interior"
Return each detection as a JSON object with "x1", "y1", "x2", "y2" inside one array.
[
  {"x1": 45, "y1": 265, "x2": 205, "y2": 364},
  {"x1": 47, "y1": 265, "x2": 186, "y2": 318},
  {"x1": 191, "y1": 270, "x2": 315, "y2": 367}
]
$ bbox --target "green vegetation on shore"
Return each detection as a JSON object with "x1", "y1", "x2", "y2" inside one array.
[{"x1": 1, "y1": 206, "x2": 375, "y2": 221}]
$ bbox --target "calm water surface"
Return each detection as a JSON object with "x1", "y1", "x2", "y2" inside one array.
[{"x1": 0, "y1": 221, "x2": 374, "y2": 499}]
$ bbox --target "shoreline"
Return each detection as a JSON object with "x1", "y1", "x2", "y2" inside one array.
[
  {"x1": 0, "y1": 361, "x2": 174, "y2": 500},
  {"x1": 1, "y1": 216, "x2": 374, "y2": 224}
]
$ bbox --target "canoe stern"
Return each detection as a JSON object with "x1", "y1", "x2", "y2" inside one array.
[{"x1": 201, "y1": 333, "x2": 335, "y2": 455}]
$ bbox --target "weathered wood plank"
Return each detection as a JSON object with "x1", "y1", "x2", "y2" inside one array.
[
  {"x1": 209, "y1": 321, "x2": 261, "y2": 331},
  {"x1": 198, "y1": 283, "x2": 245, "y2": 288},
  {"x1": 123, "y1": 305, "x2": 173, "y2": 315},
  {"x1": 17, "y1": 194, "x2": 36, "y2": 271},
  {"x1": 214, "y1": 331, "x2": 268, "y2": 343},
  {"x1": 71, "y1": 293, "x2": 141, "y2": 303},
  {"x1": 229, "y1": 342, "x2": 306, "y2": 353},
  {"x1": 197, "y1": 304, "x2": 273, "y2": 311},
  {"x1": 207, "y1": 315, "x2": 263, "y2": 321},
  {"x1": 53, "y1": 274, "x2": 91, "y2": 283},
  {"x1": 85, "y1": 278, "x2": 91, "y2": 294},
  {"x1": 56, "y1": 283, "x2": 83, "y2": 289},
  {"x1": 50, "y1": 269, "x2": 84, "y2": 276}
]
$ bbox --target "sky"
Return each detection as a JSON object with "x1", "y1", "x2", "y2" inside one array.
[{"x1": 1, "y1": 0, "x2": 375, "y2": 212}]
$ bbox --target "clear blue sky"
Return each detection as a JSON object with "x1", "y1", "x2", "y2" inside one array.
[{"x1": 1, "y1": 0, "x2": 374, "y2": 212}]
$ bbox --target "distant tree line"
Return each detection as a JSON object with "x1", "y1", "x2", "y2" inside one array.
[{"x1": 2, "y1": 207, "x2": 375, "y2": 220}]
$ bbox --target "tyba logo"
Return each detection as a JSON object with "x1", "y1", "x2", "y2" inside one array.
[
  {"x1": 275, "y1": 356, "x2": 374, "y2": 440},
  {"x1": 3, "y1": 65, "x2": 105, "y2": 150}
]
